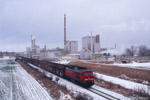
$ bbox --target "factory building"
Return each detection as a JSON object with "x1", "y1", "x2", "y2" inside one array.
[
  {"x1": 26, "y1": 47, "x2": 31, "y2": 57},
  {"x1": 82, "y1": 35, "x2": 100, "y2": 53},
  {"x1": 65, "y1": 41, "x2": 78, "y2": 54},
  {"x1": 31, "y1": 35, "x2": 36, "y2": 55},
  {"x1": 26, "y1": 35, "x2": 41, "y2": 58},
  {"x1": 40, "y1": 47, "x2": 63, "y2": 60},
  {"x1": 80, "y1": 48, "x2": 92, "y2": 60}
]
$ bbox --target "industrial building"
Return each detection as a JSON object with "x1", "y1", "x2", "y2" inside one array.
[
  {"x1": 26, "y1": 35, "x2": 65, "y2": 60},
  {"x1": 65, "y1": 41, "x2": 78, "y2": 54},
  {"x1": 26, "y1": 35, "x2": 41, "y2": 58},
  {"x1": 40, "y1": 47, "x2": 64, "y2": 60},
  {"x1": 82, "y1": 35, "x2": 100, "y2": 53},
  {"x1": 80, "y1": 48, "x2": 92, "y2": 60}
]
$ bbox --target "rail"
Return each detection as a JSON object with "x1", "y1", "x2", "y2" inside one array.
[{"x1": 88, "y1": 87, "x2": 120, "y2": 100}]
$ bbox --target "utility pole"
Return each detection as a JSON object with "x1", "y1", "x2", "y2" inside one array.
[{"x1": 91, "y1": 31, "x2": 93, "y2": 54}]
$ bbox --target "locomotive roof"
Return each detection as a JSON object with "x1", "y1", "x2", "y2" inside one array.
[{"x1": 66, "y1": 65, "x2": 91, "y2": 73}]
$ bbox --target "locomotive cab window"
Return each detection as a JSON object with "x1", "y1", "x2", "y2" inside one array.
[
  {"x1": 81, "y1": 73, "x2": 83, "y2": 76},
  {"x1": 84, "y1": 73, "x2": 88, "y2": 76},
  {"x1": 89, "y1": 73, "x2": 93, "y2": 76}
]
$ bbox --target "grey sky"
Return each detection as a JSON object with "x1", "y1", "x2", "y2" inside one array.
[{"x1": 0, "y1": 0, "x2": 150, "y2": 52}]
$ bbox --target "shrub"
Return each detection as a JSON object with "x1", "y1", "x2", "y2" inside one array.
[
  {"x1": 49, "y1": 75, "x2": 53, "y2": 80},
  {"x1": 76, "y1": 92, "x2": 93, "y2": 100},
  {"x1": 55, "y1": 77, "x2": 60, "y2": 83},
  {"x1": 135, "y1": 87, "x2": 150, "y2": 100},
  {"x1": 60, "y1": 84, "x2": 68, "y2": 91},
  {"x1": 108, "y1": 81, "x2": 113, "y2": 89}
]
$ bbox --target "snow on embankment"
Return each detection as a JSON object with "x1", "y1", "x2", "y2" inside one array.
[
  {"x1": 0, "y1": 59, "x2": 53, "y2": 100},
  {"x1": 15, "y1": 63, "x2": 53, "y2": 100},
  {"x1": 55, "y1": 60, "x2": 70, "y2": 64},
  {"x1": 28, "y1": 63, "x2": 130, "y2": 100},
  {"x1": 0, "y1": 56, "x2": 10, "y2": 60},
  {"x1": 0, "y1": 56, "x2": 15, "y2": 61},
  {"x1": 113, "y1": 62, "x2": 150, "y2": 70},
  {"x1": 94, "y1": 73, "x2": 150, "y2": 94}
]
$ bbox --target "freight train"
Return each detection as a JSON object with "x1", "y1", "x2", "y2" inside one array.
[{"x1": 17, "y1": 57, "x2": 94, "y2": 87}]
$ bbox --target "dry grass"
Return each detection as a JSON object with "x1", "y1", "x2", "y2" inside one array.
[
  {"x1": 134, "y1": 87, "x2": 150, "y2": 100},
  {"x1": 75, "y1": 92, "x2": 93, "y2": 100},
  {"x1": 55, "y1": 77, "x2": 60, "y2": 83}
]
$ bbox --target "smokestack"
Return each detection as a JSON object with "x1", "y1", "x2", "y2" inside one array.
[{"x1": 64, "y1": 14, "x2": 66, "y2": 46}]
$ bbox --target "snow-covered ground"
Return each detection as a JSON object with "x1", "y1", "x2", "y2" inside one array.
[
  {"x1": 28, "y1": 63, "x2": 130, "y2": 100},
  {"x1": 0, "y1": 58, "x2": 52, "y2": 100},
  {"x1": 54, "y1": 60, "x2": 70, "y2": 64},
  {"x1": 112, "y1": 62, "x2": 150, "y2": 70},
  {"x1": 0, "y1": 56, "x2": 15, "y2": 61},
  {"x1": 94, "y1": 73, "x2": 150, "y2": 95}
]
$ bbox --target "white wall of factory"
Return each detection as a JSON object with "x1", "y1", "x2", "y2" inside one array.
[
  {"x1": 65, "y1": 41, "x2": 78, "y2": 54},
  {"x1": 80, "y1": 35, "x2": 100, "y2": 60},
  {"x1": 35, "y1": 45, "x2": 41, "y2": 54},
  {"x1": 40, "y1": 51, "x2": 56, "y2": 60},
  {"x1": 80, "y1": 48, "x2": 92, "y2": 60},
  {"x1": 26, "y1": 47, "x2": 31, "y2": 57},
  {"x1": 82, "y1": 35, "x2": 100, "y2": 53}
]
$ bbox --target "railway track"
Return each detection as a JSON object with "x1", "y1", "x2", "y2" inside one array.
[
  {"x1": 88, "y1": 87, "x2": 120, "y2": 100},
  {"x1": 28, "y1": 62, "x2": 123, "y2": 100}
]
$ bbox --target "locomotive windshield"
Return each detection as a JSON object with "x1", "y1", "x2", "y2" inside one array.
[
  {"x1": 89, "y1": 73, "x2": 93, "y2": 76},
  {"x1": 84, "y1": 73, "x2": 88, "y2": 76},
  {"x1": 84, "y1": 72, "x2": 93, "y2": 76}
]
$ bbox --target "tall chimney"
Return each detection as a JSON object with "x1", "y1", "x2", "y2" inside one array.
[{"x1": 64, "y1": 14, "x2": 66, "y2": 46}]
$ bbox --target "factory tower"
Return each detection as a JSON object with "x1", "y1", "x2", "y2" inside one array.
[
  {"x1": 64, "y1": 14, "x2": 66, "y2": 46},
  {"x1": 31, "y1": 35, "x2": 36, "y2": 55}
]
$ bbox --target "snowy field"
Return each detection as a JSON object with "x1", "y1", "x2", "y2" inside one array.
[
  {"x1": 28, "y1": 63, "x2": 130, "y2": 100},
  {"x1": 0, "y1": 58, "x2": 52, "y2": 100},
  {"x1": 94, "y1": 73, "x2": 150, "y2": 95},
  {"x1": 54, "y1": 59, "x2": 70, "y2": 64},
  {"x1": 112, "y1": 62, "x2": 150, "y2": 70}
]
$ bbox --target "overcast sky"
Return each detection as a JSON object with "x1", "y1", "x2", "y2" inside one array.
[{"x1": 0, "y1": 0, "x2": 150, "y2": 52}]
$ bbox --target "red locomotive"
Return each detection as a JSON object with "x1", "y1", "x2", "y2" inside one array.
[
  {"x1": 65, "y1": 65, "x2": 94, "y2": 87},
  {"x1": 17, "y1": 57, "x2": 94, "y2": 87}
]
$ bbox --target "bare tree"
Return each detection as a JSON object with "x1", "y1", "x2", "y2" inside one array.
[
  {"x1": 125, "y1": 46, "x2": 137, "y2": 57},
  {"x1": 138, "y1": 45, "x2": 150, "y2": 57}
]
